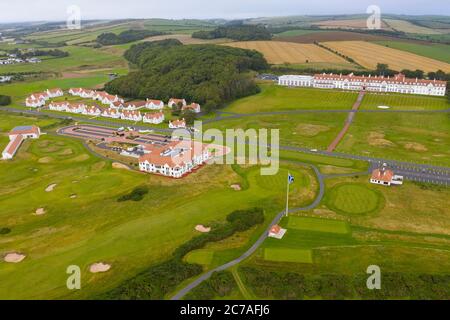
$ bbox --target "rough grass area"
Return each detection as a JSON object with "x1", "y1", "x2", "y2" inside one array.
[
  {"x1": 263, "y1": 248, "x2": 313, "y2": 264},
  {"x1": 287, "y1": 216, "x2": 350, "y2": 234}
]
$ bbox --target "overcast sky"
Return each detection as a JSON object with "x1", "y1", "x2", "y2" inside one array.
[{"x1": 2, "y1": 0, "x2": 449, "y2": 22}]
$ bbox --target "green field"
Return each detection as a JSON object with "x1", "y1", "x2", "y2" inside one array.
[
  {"x1": 325, "y1": 183, "x2": 384, "y2": 215},
  {"x1": 224, "y1": 85, "x2": 358, "y2": 113},
  {"x1": 184, "y1": 249, "x2": 215, "y2": 265},
  {"x1": 373, "y1": 41, "x2": 450, "y2": 63},
  {"x1": 263, "y1": 248, "x2": 313, "y2": 264},
  {"x1": 274, "y1": 29, "x2": 328, "y2": 37},
  {"x1": 361, "y1": 92, "x2": 450, "y2": 110},
  {"x1": 287, "y1": 216, "x2": 350, "y2": 234},
  {"x1": 337, "y1": 112, "x2": 450, "y2": 166}
]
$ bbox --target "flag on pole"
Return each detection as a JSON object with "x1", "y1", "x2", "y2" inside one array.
[{"x1": 288, "y1": 173, "x2": 295, "y2": 184}]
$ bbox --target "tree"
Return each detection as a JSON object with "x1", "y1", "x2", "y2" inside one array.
[
  {"x1": 376, "y1": 63, "x2": 389, "y2": 76},
  {"x1": 0, "y1": 95, "x2": 11, "y2": 106},
  {"x1": 182, "y1": 110, "x2": 197, "y2": 126}
]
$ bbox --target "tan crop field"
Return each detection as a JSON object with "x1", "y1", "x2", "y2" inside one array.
[
  {"x1": 384, "y1": 19, "x2": 443, "y2": 35},
  {"x1": 322, "y1": 41, "x2": 450, "y2": 72},
  {"x1": 224, "y1": 41, "x2": 350, "y2": 65},
  {"x1": 312, "y1": 19, "x2": 391, "y2": 30}
]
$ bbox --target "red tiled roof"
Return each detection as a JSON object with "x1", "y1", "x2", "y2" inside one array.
[
  {"x1": 5, "y1": 135, "x2": 24, "y2": 155},
  {"x1": 371, "y1": 169, "x2": 394, "y2": 183},
  {"x1": 270, "y1": 225, "x2": 281, "y2": 234},
  {"x1": 314, "y1": 73, "x2": 447, "y2": 87}
]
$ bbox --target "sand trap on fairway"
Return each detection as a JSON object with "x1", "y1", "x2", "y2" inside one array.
[
  {"x1": 230, "y1": 184, "x2": 242, "y2": 191},
  {"x1": 90, "y1": 263, "x2": 111, "y2": 273},
  {"x1": 35, "y1": 208, "x2": 46, "y2": 215},
  {"x1": 38, "y1": 157, "x2": 53, "y2": 164},
  {"x1": 45, "y1": 184, "x2": 57, "y2": 192},
  {"x1": 296, "y1": 123, "x2": 329, "y2": 137},
  {"x1": 70, "y1": 194, "x2": 77, "y2": 199},
  {"x1": 368, "y1": 132, "x2": 395, "y2": 147},
  {"x1": 112, "y1": 162, "x2": 130, "y2": 170},
  {"x1": 4, "y1": 252, "x2": 26, "y2": 263},
  {"x1": 377, "y1": 106, "x2": 390, "y2": 109},
  {"x1": 59, "y1": 148, "x2": 73, "y2": 156},
  {"x1": 404, "y1": 142, "x2": 428, "y2": 152},
  {"x1": 195, "y1": 225, "x2": 211, "y2": 233}
]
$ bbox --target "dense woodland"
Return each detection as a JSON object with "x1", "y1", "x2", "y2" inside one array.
[
  {"x1": 192, "y1": 25, "x2": 272, "y2": 41},
  {"x1": 96, "y1": 29, "x2": 166, "y2": 45},
  {"x1": 105, "y1": 40, "x2": 268, "y2": 112}
]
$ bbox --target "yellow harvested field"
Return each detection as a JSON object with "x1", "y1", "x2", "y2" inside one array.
[
  {"x1": 313, "y1": 19, "x2": 390, "y2": 30},
  {"x1": 224, "y1": 41, "x2": 350, "y2": 65},
  {"x1": 384, "y1": 19, "x2": 443, "y2": 35},
  {"x1": 322, "y1": 41, "x2": 450, "y2": 72},
  {"x1": 142, "y1": 34, "x2": 231, "y2": 45}
]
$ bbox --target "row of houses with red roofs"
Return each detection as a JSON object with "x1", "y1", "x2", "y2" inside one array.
[
  {"x1": 2, "y1": 125, "x2": 41, "y2": 160},
  {"x1": 25, "y1": 88, "x2": 64, "y2": 107}
]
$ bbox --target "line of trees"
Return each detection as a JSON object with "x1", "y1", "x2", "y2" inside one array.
[
  {"x1": 96, "y1": 29, "x2": 166, "y2": 45},
  {"x1": 192, "y1": 25, "x2": 272, "y2": 41}
]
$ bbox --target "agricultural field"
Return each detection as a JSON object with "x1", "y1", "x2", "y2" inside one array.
[
  {"x1": 222, "y1": 84, "x2": 359, "y2": 113},
  {"x1": 337, "y1": 112, "x2": 450, "y2": 166},
  {"x1": 276, "y1": 30, "x2": 395, "y2": 43},
  {"x1": 384, "y1": 19, "x2": 444, "y2": 35},
  {"x1": 0, "y1": 113, "x2": 322, "y2": 299},
  {"x1": 321, "y1": 41, "x2": 450, "y2": 72},
  {"x1": 312, "y1": 19, "x2": 391, "y2": 30},
  {"x1": 372, "y1": 41, "x2": 450, "y2": 64},
  {"x1": 224, "y1": 41, "x2": 353, "y2": 66}
]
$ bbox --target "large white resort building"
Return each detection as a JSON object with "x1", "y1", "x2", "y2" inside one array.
[{"x1": 278, "y1": 73, "x2": 447, "y2": 96}]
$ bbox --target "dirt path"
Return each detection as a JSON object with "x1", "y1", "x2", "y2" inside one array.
[
  {"x1": 231, "y1": 268, "x2": 254, "y2": 299},
  {"x1": 327, "y1": 91, "x2": 365, "y2": 152}
]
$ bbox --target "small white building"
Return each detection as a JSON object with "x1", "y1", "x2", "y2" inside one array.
[
  {"x1": 278, "y1": 75, "x2": 314, "y2": 87},
  {"x1": 2, "y1": 126, "x2": 40, "y2": 160},
  {"x1": 123, "y1": 101, "x2": 146, "y2": 111},
  {"x1": 102, "y1": 108, "x2": 121, "y2": 119},
  {"x1": 370, "y1": 165, "x2": 403, "y2": 186},
  {"x1": 110, "y1": 101, "x2": 124, "y2": 109},
  {"x1": 48, "y1": 101, "x2": 69, "y2": 112},
  {"x1": 268, "y1": 225, "x2": 287, "y2": 239},
  {"x1": 146, "y1": 99, "x2": 164, "y2": 110},
  {"x1": 121, "y1": 110, "x2": 142, "y2": 122},
  {"x1": 168, "y1": 98, "x2": 187, "y2": 108},
  {"x1": 84, "y1": 105, "x2": 102, "y2": 116},
  {"x1": 46, "y1": 88, "x2": 64, "y2": 98},
  {"x1": 143, "y1": 112, "x2": 164, "y2": 124},
  {"x1": 66, "y1": 103, "x2": 87, "y2": 114},
  {"x1": 25, "y1": 97, "x2": 45, "y2": 108},
  {"x1": 169, "y1": 119, "x2": 186, "y2": 129},
  {"x1": 182, "y1": 103, "x2": 201, "y2": 114}
]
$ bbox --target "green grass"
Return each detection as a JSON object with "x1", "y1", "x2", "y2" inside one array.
[
  {"x1": 286, "y1": 216, "x2": 350, "y2": 234},
  {"x1": 274, "y1": 29, "x2": 328, "y2": 37},
  {"x1": 223, "y1": 84, "x2": 358, "y2": 113},
  {"x1": 361, "y1": 92, "x2": 450, "y2": 111},
  {"x1": 263, "y1": 248, "x2": 313, "y2": 264},
  {"x1": 373, "y1": 41, "x2": 450, "y2": 63},
  {"x1": 325, "y1": 183, "x2": 384, "y2": 215},
  {"x1": 184, "y1": 249, "x2": 215, "y2": 265},
  {"x1": 337, "y1": 112, "x2": 450, "y2": 166}
]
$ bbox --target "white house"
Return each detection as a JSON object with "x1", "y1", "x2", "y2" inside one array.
[
  {"x1": 2, "y1": 126, "x2": 41, "y2": 160},
  {"x1": 182, "y1": 103, "x2": 201, "y2": 113},
  {"x1": 168, "y1": 98, "x2": 187, "y2": 108},
  {"x1": 102, "y1": 108, "x2": 121, "y2": 119},
  {"x1": 121, "y1": 110, "x2": 142, "y2": 122},
  {"x1": 268, "y1": 225, "x2": 287, "y2": 239},
  {"x1": 123, "y1": 101, "x2": 147, "y2": 111},
  {"x1": 48, "y1": 101, "x2": 69, "y2": 112},
  {"x1": 84, "y1": 105, "x2": 102, "y2": 116},
  {"x1": 169, "y1": 119, "x2": 186, "y2": 129},
  {"x1": 143, "y1": 112, "x2": 164, "y2": 124},
  {"x1": 146, "y1": 99, "x2": 164, "y2": 110},
  {"x1": 46, "y1": 88, "x2": 64, "y2": 98},
  {"x1": 138, "y1": 141, "x2": 211, "y2": 178},
  {"x1": 29, "y1": 92, "x2": 49, "y2": 101},
  {"x1": 66, "y1": 103, "x2": 86, "y2": 114},
  {"x1": 25, "y1": 97, "x2": 45, "y2": 108},
  {"x1": 278, "y1": 73, "x2": 447, "y2": 97},
  {"x1": 95, "y1": 91, "x2": 124, "y2": 105},
  {"x1": 370, "y1": 165, "x2": 404, "y2": 187},
  {"x1": 110, "y1": 101, "x2": 124, "y2": 109}
]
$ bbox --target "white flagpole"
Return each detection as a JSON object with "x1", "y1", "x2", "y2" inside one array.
[{"x1": 286, "y1": 172, "x2": 290, "y2": 217}]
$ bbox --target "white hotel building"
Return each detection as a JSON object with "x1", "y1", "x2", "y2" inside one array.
[{"x1": 278, "y1": 73, "x2": 447, "y2": 97}]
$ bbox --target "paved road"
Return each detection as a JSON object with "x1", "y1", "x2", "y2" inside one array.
[{"x1": 170, "y1": 161, "x2": 327, "y2": 300}]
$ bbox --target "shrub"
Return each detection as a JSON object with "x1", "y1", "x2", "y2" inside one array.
[
  {"x1": 0, "y1": 95, "x2": 11, "y2": 106},
  {"x1": 117, "y1": 185, "x2": 149, "y2": 202},
  {"x1": 0, "y1": 227, "x2": 11, "y2": 235}
]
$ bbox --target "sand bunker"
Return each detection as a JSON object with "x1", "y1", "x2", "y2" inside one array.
[
  {"x1": 45, "y1": 184, "x2": 57, "y2": 192},
  {"x1": 70, "y1": 194, "x2": 77, "y2": 199},
  {"x1": 368, "y1": 132, "x2": 395, "y2": 147},
  {"x1": 35, "y1": 208, "x2": 46, "y2": 216},
  {"x1": 195, "y1": 225, "x2": 211, "y2": 233},
  {"x1": 70, "y1": 154, "x2": 89, "y2": 162},
  {"x1": 38, "y1": 157, "x2": 53, "y2": 164},
  {"x1": 112, "y1": 162, "x2": 130, "y2": 170},
  {"x1": 230, "y1": 184, "x2": 242, "y2": 191},
  {"x1": 296, "y1": 123, "x2": 329, "y2": 137},
  {"x1": 377, "y1": 106, "x2": 390, "y2": 109},
  {"x1": 59, "y1": 148, "x2": 73, "y2": 156},
  {"x1": 89, "y1": 262, "x2": 111, "y2": 273},
  {"x1": 4, "y1": 252, "x2": 26, "y2": 263},
  {"x1": 404, "y1": 142, "x2": 428, "y2": 152}
]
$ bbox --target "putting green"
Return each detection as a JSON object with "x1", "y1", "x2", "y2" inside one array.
[
  {"x1": 326, "y1": 183, "x2": 384, "y2": 215},
  {"x1": 264, "y1": 248, "x2": 313, "y2": 264},
  {"x1": 287, "y1": 216, "x2": 350, "y2": 234},
  {"x1": 184, "y1": 249, "x2": 215, "y2": 266}
]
